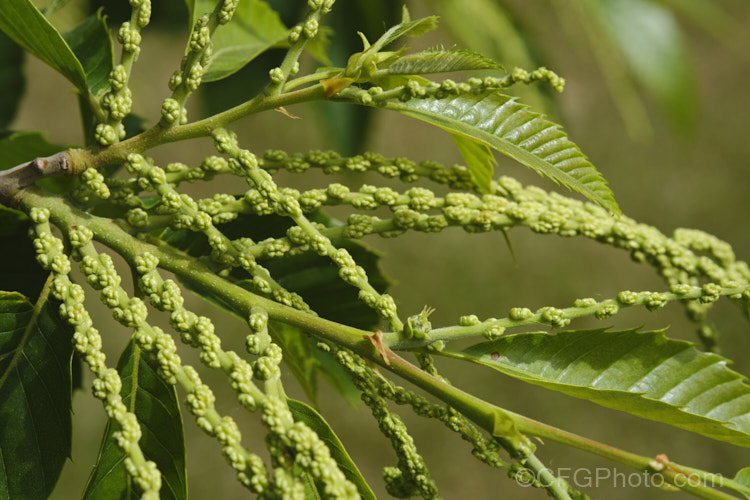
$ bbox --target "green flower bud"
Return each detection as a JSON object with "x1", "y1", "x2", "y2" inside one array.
[
  {"x1": 117, "y1": 22, "x2": 141, "y2": 53},
  {"x1": 617, "y1": 291, "x2": 639, "y2": 305},
  {"x1": 595, "y1": 303, "x2": 619, "y2": 319},
  {"x1": 29, "y1": 207, "x2": 50, "y2": 224},
  {"x1": 168, "y1": 70, "x2": 183, "y2": 91},
  {"x1": 303, "y1": 19, "x2": 319, "y2": 38},
  {"x1": 268, "y1": 67, "x2": 285, "y2": 84},
  {"x1": 108, "y1": 65, "x2": 128, "y2": 90},
  {"x1": 288, "y1": 25, "x2": 302, "y2": 43},
  {"x1": 574, "y1": 297, "x2": 597, "y2": 308},
  {"x1": 135, "y1": 0, "x2": 151, "y2": 28},
  {"x1": 95, "y1": 124, "x2": 118, "y2": 146},
  {"x1": 509, "y1": 307, "x2": 533, "y2": 321},
  {"x1": 326, "y1": 183, "x2": 349, "y2": 199},
  {"x1": 160, "y1": 98, "x2": 185, "y2": 125},
  {"x1": 219, "y1": 0, "x2": 239, "y2": 24},
  {"x1": 126, "y1": 208, "x2": 150, "y2": 228}
]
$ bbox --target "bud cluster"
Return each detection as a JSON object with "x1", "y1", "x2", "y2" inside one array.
[{"x1": 28, "y1": 211, "x2": 161, "y2": 498}]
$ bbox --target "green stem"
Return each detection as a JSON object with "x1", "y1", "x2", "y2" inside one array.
[
  {"x1": 283, "y1": 68, "x2": 342, "y2": 91},
  {"x1": 523, "y1": 453, "x2": 573, "y2": 500},
  {"x1": 379, "y1": 348, "x2": 741, "y2": 500},
  {"x1": 264, "y1": 7, "x2": 326, "y2": 95},
  {"x1": 19, "y1": 188, "x2": 365, "y2": 346},
  {"x1": 384, "y1": 283, "x2": 749, "y2": 350},
  {"x1": 75, "y1": 84, "x2": 327, "y2": 171},
  {"x1": 18, "y1": 188, "x2": 742, "y2": 500}
]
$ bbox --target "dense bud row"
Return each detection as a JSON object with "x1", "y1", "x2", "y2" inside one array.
[
  {"x1": 335, "y1": 349, "x2": 438, "y2": 498},
  {"x1": 29, "y1": 216, "x2": 161, "y2": 497},
  {"x1": 94, "y1": 1, "x2": 150, "y2": 144},
  {"x1": 211, "y1": 128, "x2": 404, "y2": 330}
]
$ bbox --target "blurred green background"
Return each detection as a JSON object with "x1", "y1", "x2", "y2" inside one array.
[{"x1": 10, "y1": 0, "x2": 750, "y2": 498}]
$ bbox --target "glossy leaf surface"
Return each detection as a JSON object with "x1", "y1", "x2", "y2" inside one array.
[
  {"x1": 0, "y1": 0, "x2": 87, "y2": 90},
  {"x1": 387, "y1": 91, "x2": 620, "y2": 213},
  {"x1": 460, "y1": 328, "x2": 750, "y2": 446},
  {"x1": 0, "y1": 291, "x2": 73, "y2": 498},
  {"x1": 83, "y1": 340, "x2": 186, "y2": 500},
  {"x1": 288, "y1": 399, "x2": 376, "y2": 500}
]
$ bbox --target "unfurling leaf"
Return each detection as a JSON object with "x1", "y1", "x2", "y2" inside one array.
[
  {"x1": 368, "y1": 7, "x2": 439, "y2": 54},
  {"x1": 386, "y1": 47, "x2": 503, "y2": 75}
]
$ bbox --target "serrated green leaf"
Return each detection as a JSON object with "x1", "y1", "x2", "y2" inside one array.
[
  {"x1": 385, "y1": 91, "x2": 620, "y2": 213},
  {"x1": 0, "y1": 31, "x2": 25, "y2": 130},
  {"x1": 62, "y1": 9, "x2": 114, "y2": 97},
  {"x1": 457, "y1": 328, "x2": 750, "y2": 446},
  {"x1": 288, "y1": 399, "x2": 376, "y2": 500},
  {"x1": 451, "y1": 133, "x2": 495, "y2": 194},
  {"x1": 83, "y1": 340, "x2": 186, "y2": 500},
  {"x1": 387, "y1": 47, "x2": 503, "y2": 75},
  {"x1": 0, "y1": 290, "x2": 74, "y2": 498},
  {"x1": 193, "y1": 0, "x2": 288, "y2": 82},
  {"x1": 369, "y1": 7, "x2": 438, "y2": 54},
  {"x1": 0, "y1": 0, "x2": 87, "y2": 91}
]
